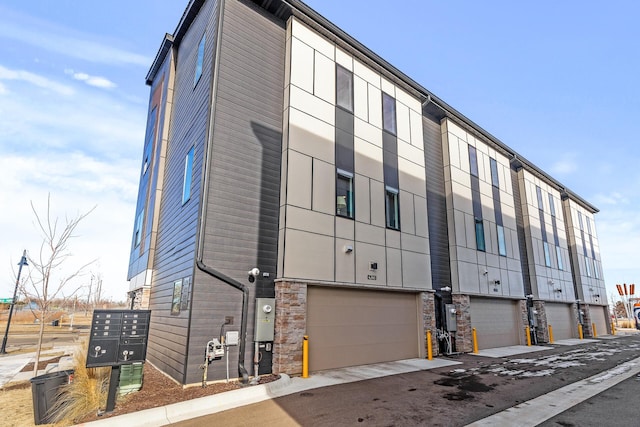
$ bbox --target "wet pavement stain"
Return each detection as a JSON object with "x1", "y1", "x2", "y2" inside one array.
[
  {"x1": 434, "y1": 373, "x2": 494, "y2": 393},
  {"x1": 443, "y1": 391, "x2": 474, "y2": 401}
]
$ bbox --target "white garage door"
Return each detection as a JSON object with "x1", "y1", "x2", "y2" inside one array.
[
  {"x1": 307, "y1": 287, "x2": 420, "y2": 372},
  {"x1": 591, "y1": 306, "x2": 608, "y2": 337},
  {"x1": 545, "y1": 303, "x2": 574, "y2": 340},
  {"x1": 470, "y1": 298, "x2": 521, "y2": 349}
]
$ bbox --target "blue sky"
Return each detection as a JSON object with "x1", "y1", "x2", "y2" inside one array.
[{"x1": 1, "y1": 1, "x2": 637, "y2": 303}]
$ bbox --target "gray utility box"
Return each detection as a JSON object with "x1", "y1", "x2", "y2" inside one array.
[
  {"x1": 254, "y1": 298, "x2": 276, "y2": 341},
  {"x1": 445, "y1": 304, "x2": 457, "y2": 332}
]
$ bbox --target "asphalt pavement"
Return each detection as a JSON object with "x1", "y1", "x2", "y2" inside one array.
[{"x1": 2, "y1": 330, "x2": 638, "y2": 427}]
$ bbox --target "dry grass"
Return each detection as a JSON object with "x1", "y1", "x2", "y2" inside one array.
[
  {"x1": 0, "y1": 386, "x2": 37, "y2": 427},
  {"x1": 48, "y1": 340, "x2": 110, "y2": 425},
  {"x1": 615, "y1": 319, "x2": 637, "y2": 329}
]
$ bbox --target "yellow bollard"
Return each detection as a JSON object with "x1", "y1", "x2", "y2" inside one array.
[
  {"x1": 611, "y1": 322, "x2": 616, "y2": 335},
  {"x1": 548, "y1": 325, "x2": 554, "y2": 344},
  {"x1": 592, "y1": 323, "x2": 597, "y2": 338},
  {"x1": 578, "y1": 324, "x2": 583, "y2": 339},
  {"x1": 525, "y1": 326, "x2": 531, "y2": 346},
  {"x1": 472, "y1": 327, "x2": 479, "y2": 353},
  {"x1": 427, "y1": 330, "x2": 433, "y2": 360},
  {"x1": 302, "y1": 335, "x2": 309, "y2": 378}
]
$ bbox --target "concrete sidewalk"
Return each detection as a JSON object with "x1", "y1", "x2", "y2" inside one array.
[{"x1": 0, "y1": 346, "x2": 76, "y2": 387}]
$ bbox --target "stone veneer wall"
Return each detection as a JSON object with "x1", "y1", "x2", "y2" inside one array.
[
  {"x1": 422, "y1": 292, "x2": 438, "y2": 357},
  {"x1": 533, "y1": 301, "x2": 549, "y2": 343},
  {"x1": 273, "y1": 281, "x2": 307, "y2": 375},
  {"x1": 518, "y1": 300, "x2": 529, "y2": 345},
  {"x1": 453, "y1": 294, "x2": 472, "y2": 352},
  {"x1": 581, "y1": 303, "x2": 593, "y2": 337}
]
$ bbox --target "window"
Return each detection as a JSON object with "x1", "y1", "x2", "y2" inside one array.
[
  {"x1": 134, "y1": 210, "x2": 144, "y2": 248},
  {"x1": 336, "y1": 65, "x2": 353, "y2": 112},
  {"x1": 536, "y1": 186, "x2": 544, "y2": 211},
  {"x1": 556, "y1": 245, "x2": 563, "y2": 270},
  {"x1": 468, "y1": 146, "x2": 478, "y2": 177},
  {"x1": 496, "y1": 225, "x2": 507, "y2": 256},
  {"x1": 194, "y1": 34, "x2": 206, "y2": 86},
  {"x1": 385, "y1": 186, "x2": 400, "y2": 230},
  {"x1": 171, "y1": 280, "x2": 182, "y2": 315},
  {"x1": 594, "y1": 261, "x2": 599, "y2": 279},
  {"x1": 182, "y1": 146, "x2": 194, "y2": 205},
  {"x1": 336, "y1": 170, "x2": 354, "y2": 218},
  {"x1": 548, "y1": 194, "x2": 556, "y2": 217},
  {"x1": 577, "y1": 211, "x2": 584, "y2": 230},
  {"x1": 382, "y1": 92, "x2": 397, "y2": 134},
  {"x1": 142, "y1": 108, "x2": 157, "y2": 175},
  {"x1": 543, "y1": 241, "x2": 551, "y2": 267},
  {"x1": 585, "y1": 256, "x2": 592, "y2": 277},
  {"x1": 475, "y1": 218, "x2": 485, "y2": 251},
  {"x1": 490, "y1": 158, "x2": 499, "y2": 188}
]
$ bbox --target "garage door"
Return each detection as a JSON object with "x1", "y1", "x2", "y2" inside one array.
[
  {"x1": 470, "y1": 298, "x2": 521, "y2": 349},
  {"x1": 591, "y1": 306, "x2": 608, "y2": 337},
  {"x1": 307, "y1": 287, "x2": 420, "y2": 372},
  {"x1": 545, "y1": 303, "x2": 574, "y2": 340}
]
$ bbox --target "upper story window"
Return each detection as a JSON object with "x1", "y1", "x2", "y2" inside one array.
[
  {"x1": 134, "y1": 209, "x2": 144, "y2": 248},
  {"x1": 548, "y1": 194, "x2": 556, "y2": 217},
  {"x1": 182, "y1": 146, "x2": 195, "y2": 205},
  {"x1": 194, "y1": 34, "x2": 206, "y2": 86},
  {"x1": 336, "y1": 65, "x2": 353, "y2": 112},
  {"x1": 585, "y1": 256, "x2": 592, "y2": 276},
  {"x1": 475, "y1": 218, "x2": 485, "y2": 251},
  {"x1": 543, "y1": 241, "x2": 552, "y2": 267},
  {"x1": 556, "y1": 246, "x2": 563, "y2": 270},
  {"x1": 536, "y1": 186, "x2": 544, "y2": 211},
  {"x1": 586, "y1": 217, "x2": 592, "y2": 235},
  {"x1": 468, "y1": 146, "x2": 478, "y2": 177},
  {"x1": 496, "y1": 224, "x2": 507, "y2": 256},
  {"x1": 385, "y1": 186, "x2": 400, "y2": 230},
  {"x1": 336, "y1": 170, "x2": 354, "y2": 218},
  {"x1": 142, "y1": 107, "x2": 157, "y2": 175},
  {"x1": 577, "y1": 211, "x2": 584, "y2": 230},
  {"x1": 382, "y1": 92, "x2": 397, "y2": 135},
  {"x1": 490, "y1": 158, "x2": 499, "y2": 188}
]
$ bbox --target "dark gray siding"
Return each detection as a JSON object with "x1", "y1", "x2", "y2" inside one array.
[
  {"x1": 423, "y1": 115, "x2": 451, "y2": 291},
  {"x1": 185, "y1": 0, "x2": 285, "y2": 384},
  {"x1": 146, "y1": 0, "x2": 219, "y2": 383},
  {"x1": 512, "y1": 166, "x2": 532, "y2": 295}
]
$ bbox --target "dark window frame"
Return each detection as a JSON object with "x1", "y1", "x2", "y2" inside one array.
[
  {"x1": 335, "y1": 64, "x2": 354, "y2": 113},
  {"x1": 490, "y1": 157, "x2": 499, "y2": 188},
  {"x1": 385, "y1": 186, "x2": 400, "y2": 230},
  {"x1": 382, "y1": 92, "x2": 397, "y2": 135},
  {"x1": 496, "y1": 224, "x2": 507, "y2": 257},
  {"x1": 468, "y1": 145, "x2": 479, "y2": 177},
  {"x1": 194, "y1": 34, "x2": 206, "y2": 87},
  {"x1": 336, "y1": 169, "x2": 354, "y2": 219},
  {"x1": 475, "y1": 217, "x2": 485, "y2": 252}
]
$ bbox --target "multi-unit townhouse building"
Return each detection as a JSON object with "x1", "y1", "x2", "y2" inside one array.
[{"x1": 127, "y1": 0, "x2": 609, "y2": 385}]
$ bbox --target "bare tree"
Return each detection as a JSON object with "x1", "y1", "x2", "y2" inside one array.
[{"x1": 20, "y1": 195, "x2": 95, "y2": 376}]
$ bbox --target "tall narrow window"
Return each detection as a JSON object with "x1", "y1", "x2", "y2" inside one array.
[
  {"x1": 536, "y1": 186, "x2": 544, "y2": 211},
  {"x1": 194, "y1": 34, "x2": 206, "y2": 86},
  {"x1": 475, "y1": 218, "x2": 485, "y2": 251},
  {"x1": 543, "y1": 241, "x2": 552, "y2": 267},
  {"x1": 336, "y1": 65, "x2": 353, "y2": 112},
  {"x1": 594, "y1": 262, "x2": 599, "y2": 279},
  {"x1": 382, "y1": 92, "x2": 397, "y2": 135},
  {"x1": 548, "y1": 194, "x2": 556, "y2": 217},
  {"x1": 385, "y1": 186, "x2": 400, "y2": 230},
  {"x1": 336, "y1": 170, "x2": 354, "y2": 218},
  {"x1": 496, "y1": 224, "x2": 507, "y2": 256},
  {"x1": 134, "y1": 210, "x2": 144, "y2": 247},
  {"x1": 577, "y1": 211, "x2": 584, "y2": 230},
  {"x1": 182, "y1": 146, "x2": 194, "y2": 205},
  {"x1": 468, "y1": 146, "x2": 478, "y2": 177},
  {"x1": 585, "y1": 256, "x2": 592, "y2": 276},
  {"x1": 142, "y1": 108, "x2": 157, "y2": 175},
  {"x1": 490, "y1": 158, "x2": 499, "y2": 188},
  {"x1": 556, "y1": 246, "x2": 563, "y2": 270}
]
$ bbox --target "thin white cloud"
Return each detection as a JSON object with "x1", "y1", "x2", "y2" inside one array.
[
  {"x1": 550, "y1": 159, "x2": 577, "y2": 175},
  {"x1": 67, "y1": 69, "x2": 117, "y2": 89},
  {"x1": 0, "y1": 82, "x2": 6, "y2": 95},
  {"x1": 592, "y1": 192, "x2": 630, "y2": 206},
  {"x1": 0, "y1": 5, "x2": 150, "y2": 67},
  {"x1": 0, "y1": 64, "x2": 74, "y2": 96}
]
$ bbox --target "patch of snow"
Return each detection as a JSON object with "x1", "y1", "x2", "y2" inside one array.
[
  {"x1": 589, "y1": 365, "x2": 631, "y2": 383},
  {"x1": 520, "y1": 369, "x2": 554, "y2": 377}
]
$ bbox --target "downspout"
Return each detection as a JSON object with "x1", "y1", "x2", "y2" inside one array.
[{"x1": 194, "y1": 0, "x2": 249, "y2": 385}]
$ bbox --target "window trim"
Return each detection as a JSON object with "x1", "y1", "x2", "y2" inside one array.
[
  {"x1": 182, "y1": 146, "x2": 195, "y2": 205},
  {"x1": 336, "y1": 169, "x2": 354, "y2": 219},
  {"x1": 385, "y1": 186, "x2": 400, "y2": 230}
]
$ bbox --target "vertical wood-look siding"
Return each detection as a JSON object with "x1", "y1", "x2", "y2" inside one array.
[
  {"x1": 423, "y1": 116, "x2": 451, "y2": 291},
  {"x1": 185, "y1": 0, "x2": 285, "y2": 384},
  {"x1": 146, "y1": 0, "x2": 219, "y2": 383}
]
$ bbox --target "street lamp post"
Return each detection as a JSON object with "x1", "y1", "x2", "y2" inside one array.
[{"x1": 1, "y1": 250, "x2": 28, "y2": 355}]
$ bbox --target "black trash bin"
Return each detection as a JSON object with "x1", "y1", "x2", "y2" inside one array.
[
  {"x1": 51, "y1": 319, "x2": 59, "y2": 326},
  {"x1": 30, "y1": 370, "x2": 73, "y2": 425}
]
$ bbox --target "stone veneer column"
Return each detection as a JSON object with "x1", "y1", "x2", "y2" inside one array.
[
  {"x1": 518, "y1": 300, "x2": 529, "y2": 345},
  {"x1": 273, "y1": 281, "x2": 307, "y2": 376},
  {"x1": 422, "y1": 292, "x2": 438, "y2": 357},
  {"x1": 452, "y1": 294, "x2": 472, "y2": 352},
  {"x1": 581, "y1": 304, "x2": 594, "y2": 337},
  {"x1": 533, "y1": 301, "x2": 549, "y2": 343}
]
